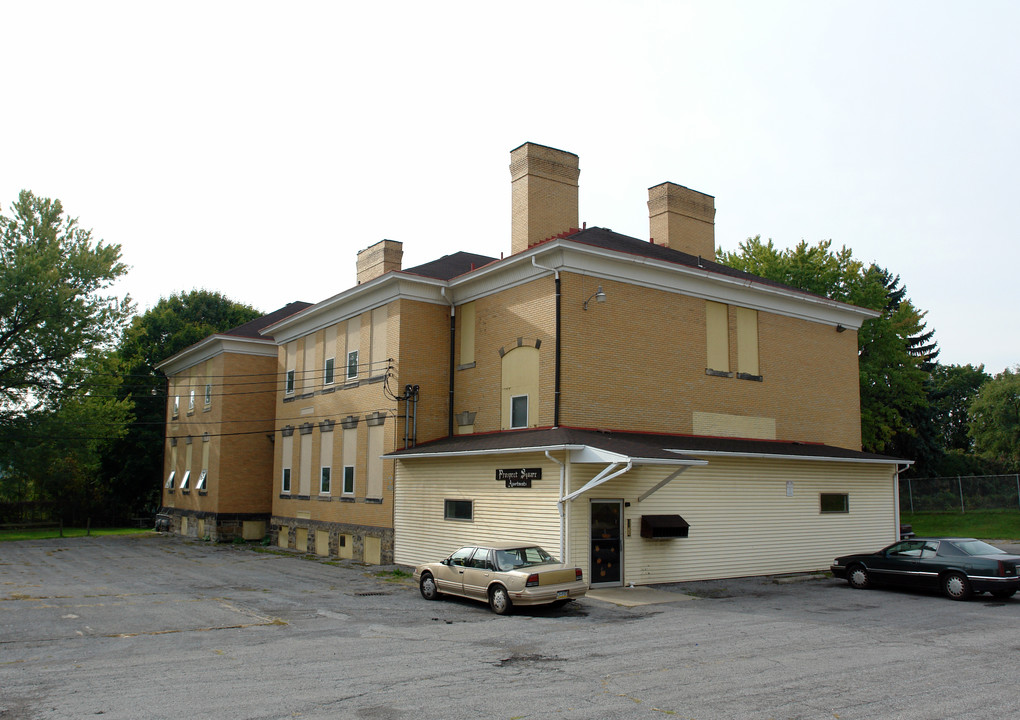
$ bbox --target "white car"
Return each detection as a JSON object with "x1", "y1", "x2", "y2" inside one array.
[{"x1": 414, "y1": 543, "x2": 587, "y2": 615}]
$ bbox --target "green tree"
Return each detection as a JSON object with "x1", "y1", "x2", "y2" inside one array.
[
  {"x1": 969, "y1": 367, "x2": 1020, "y2": 471},
  {"x1": 717, "y1": 237, "x2": 938, "y2": 455},
  {"x1": 0, "y1": 191, "x2": 132, "y2": 420},
  {"x1": 102, "y1": 290, "x2": 262, "y2": 518}
]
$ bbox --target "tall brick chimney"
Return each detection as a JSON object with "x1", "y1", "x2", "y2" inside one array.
[
  {"x1": 510, "y1": 142, "x2": 580, "y2": 255},
  {"x1": 356, "y1": 239, "x2": 403, "y2": 284},
  {"x1": 648, "y1": 182, "x2": 716, "y2": 258}
]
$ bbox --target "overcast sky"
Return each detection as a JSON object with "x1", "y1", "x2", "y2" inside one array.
[{"x1": 3, "y1": 1, "x2": 1017, "y2": 373}]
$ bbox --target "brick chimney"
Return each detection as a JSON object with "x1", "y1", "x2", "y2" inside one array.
[
  {"x1": 356, "y1": 239, "x2": 403, "y2": 284},
  {"x1": 648, "y1": 182, "x2": 716, "y2": 258},
  {"x1": 510, "y1": 142, "x2": 580, "y2": 255}
]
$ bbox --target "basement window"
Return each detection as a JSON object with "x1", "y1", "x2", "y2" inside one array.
[
  {"x1": 820, "y1": 493, "x2": 849, "y2": 514},
  {"x1": 444, "y1": 499, "x2": 473, "y2": 522}
]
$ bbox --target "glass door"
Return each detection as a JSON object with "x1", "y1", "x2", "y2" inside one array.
[{"x1": 590, "y1": 499, "x2": 623, "y2": 586}]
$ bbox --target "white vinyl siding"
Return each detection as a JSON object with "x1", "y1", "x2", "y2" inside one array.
[
  {"x1": 566, "y1": 457, "x2": 896, "y2": 585},
  {"x1": 395, "y1": 453, "x2": 897, "y2": 584},
  {"x1": 393, "y1": 454, "x2": 564, "y2": 567}
]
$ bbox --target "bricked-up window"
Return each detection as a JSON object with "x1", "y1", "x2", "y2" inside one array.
[
  {"x1": 347, "y1": 350, "x2": 359, "y2": 380},
  {"x1": 444, "y1": 499, "x2": 473, "y2": 521},
  {"x1": 285, "y1": 369, "x2": 295, "y2": 395},
  {"x1": 343, "y1": 466, "x2": 355, "y2": 495},
  {"x1": 510, "y1": 395, "x2": 528, "y2": 429},
  {"x1": 320, "y1": 467, "x2": 331, "y2": 494},
  {"x1": 820, "y1": 493, "x2": 849, "y2": 514},
  {"x1": 706, "y1": 301, "x2": 730, "y2": 373},
  {"x1": 324, "y1": 357, "x2": 335, "y2": 385},
  {"x1": 281, "y1": 468, "x2": 292, "y2": 493},
  {"x1": 736, "y1": 307, "x2": 760, "y2": 377}
]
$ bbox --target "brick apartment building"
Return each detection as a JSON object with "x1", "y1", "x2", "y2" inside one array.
[{"x1": 158, "y1": 142, "x2": 906, "y2": 586}]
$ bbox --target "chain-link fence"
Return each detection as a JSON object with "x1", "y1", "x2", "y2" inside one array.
[{"x1": 900, "y1": 475, "x2": 1020, "y2": 513}]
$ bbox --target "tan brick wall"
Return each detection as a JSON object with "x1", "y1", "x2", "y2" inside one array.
[
  {"x1": 442, "y1": 270, "x2": 862, "y2": 450},
  {"x1": 161, "y1": 352, "x2": 279, "y2": 517},
  {"x1": 453, "y1": 277, "x2": 557, "y2": 433}
]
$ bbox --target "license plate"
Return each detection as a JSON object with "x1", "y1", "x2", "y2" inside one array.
[{"x1": 555, "y1": 590, "x2": 568, "y2": 599}]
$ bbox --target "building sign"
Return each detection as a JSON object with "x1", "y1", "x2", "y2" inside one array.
[{"x1": 496, "y1": 467, "x2": 542, "y2": 488}]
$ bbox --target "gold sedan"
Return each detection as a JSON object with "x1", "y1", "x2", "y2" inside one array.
[{"x1": 414, "y1": 544, "x2": 588, "y2": 615}]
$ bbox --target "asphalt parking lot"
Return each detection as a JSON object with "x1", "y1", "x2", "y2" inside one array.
[{"x1": 2, "y1": 533, "x2": 1019, "y2": 720}]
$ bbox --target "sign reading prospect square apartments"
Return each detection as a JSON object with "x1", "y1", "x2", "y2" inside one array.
[{"x1": 496, "y1": 467, "x2": 542, "y2": 488}]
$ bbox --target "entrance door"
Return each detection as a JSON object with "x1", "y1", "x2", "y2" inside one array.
[{"x1": 590, "y1": 500, "x2": 623, "y2": 586}]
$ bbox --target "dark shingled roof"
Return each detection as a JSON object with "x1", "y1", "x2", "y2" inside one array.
[
  {"x1": 403, "y1": 252, "x2": 499, "y2": 281},
  {"x1": 225, "y1": 301, "x2": 313, "y2": 340},
  {"x1": 564, "y1": 227, "x2": 823, "y2": 298},
  {"x1": 386, "y1": 426, "x2": 904, "y2": 464}
]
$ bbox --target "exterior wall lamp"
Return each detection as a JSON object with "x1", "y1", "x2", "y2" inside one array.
[{"x1": 583, "y1": 286, "x2": 607, "y2": 310}]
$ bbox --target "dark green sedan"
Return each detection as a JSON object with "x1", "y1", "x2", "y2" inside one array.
[{"x1": 831, "y1": 538, "x2": 1020, "y2": 601}]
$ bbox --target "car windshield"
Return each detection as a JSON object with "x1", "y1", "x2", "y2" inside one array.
[
  {"x1": 952, "y1": 540, "x2": 1006, "y2": 556},
  {"x1": 493, "y1": 546, "x2": 557, "y2": 571}
]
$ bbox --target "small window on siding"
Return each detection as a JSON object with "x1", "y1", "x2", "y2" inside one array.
[
  {"x1": 444, "y1": 499, "x2": 473, "y2": 521},
  {"x1": 510, "y1": 395, "x2": 528, "y2": 429},
  {"x1": 820, "y1": 493, "x2": 849, "y2": 514}
]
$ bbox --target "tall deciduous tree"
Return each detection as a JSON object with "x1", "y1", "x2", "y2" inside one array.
[
  {"x1": 102, "y1": 290, "x2": 262, "y2": 517},
  {"x1": 969, "y1": 367, "x2": 1020, "y2": 472},
  {"x1": 0, "y1": 190, "x2": 132, "y2": 419},
  {"x1": 717, "y1": 237, "x2": 938, "y2": 455}
]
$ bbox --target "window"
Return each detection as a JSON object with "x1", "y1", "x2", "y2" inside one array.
[
  {"x1": 204, "y1": 383, "x2": 212, "y2": 407},
  {"x1": 324, "y1": 357, "x2": 335, "y2": 385},
  {"x1": 281, "y1": 468, "x2": 291, "y2": 494},
  {"x1": 347, "y1": 350, "x2": 359, "y2": 380},
  {"x1": 320, "y1": 467, "x2": 331, "y2": 494},
  {"x1": 820, "y1": 493, "x2": 849, "y2": 514},
  {"x1": 165, "y1": 471, "x2": 175, "y2": 489},
  {"x1": 285, "y1": 369, "x2": 295, "y2": 395},
  {"x1": 196, "y1": 470, "x2": 208, "y2": 491},
  {"x1": 342, "y1": 466, "x2": 355, "y2": 495},
  {"x1": 179, "y1": 469, "x2": 191, "y2": 491},
  {"x1": 172, "y1": 396, "x2": 179, "y2": 418},
  {"x1": 510, "y1": 395, "x2": 528, "y2": 429},
  {"x1": 188, "y1": 389, "x2": 196, "y2": 413},
  {"x1": 444, "y1": 499, "x2": 473, "y2": 521}
]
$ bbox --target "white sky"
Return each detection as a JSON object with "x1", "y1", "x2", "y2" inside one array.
[{"x1": 3, "y1": 1, "x2": 1017, "y2": 373}]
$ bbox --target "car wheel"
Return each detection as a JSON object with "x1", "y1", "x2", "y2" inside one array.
[
  {"x1": 489, "y1": 585, "x2": 512, "y2": 615},
  {"x1": 941, "y1": 572, "x2": 972, "y2": 601},
  {"x1": 419, "y1": 573, "x2": 441, "y2": 601},
  {"x1": 847, "y1": 565, "x2": 870, "y2": 590},
  {"x1": 990, "y1": 588, "x2": 1017, "y2": 600}
]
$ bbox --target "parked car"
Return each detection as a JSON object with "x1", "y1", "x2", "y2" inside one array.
[
  {"x1": 831, "y1": 538, "x2": 1020, "y2": 600},
  {"x1": 414, "y1": 543, "x2": 588, "y2": 615}
]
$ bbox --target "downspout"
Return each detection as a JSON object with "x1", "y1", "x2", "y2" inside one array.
[
  {"x1": 441, "y1": 287, "x2": 455, "y2": 438},
  {"x1": 531, "y1": 256, "x2": 561, "y2": 428},
  {"x1": 546, "y1": 450, "x2": 567, "y2": 562}
]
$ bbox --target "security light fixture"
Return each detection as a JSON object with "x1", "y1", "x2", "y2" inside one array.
[{"x1": 583, "y1": 286, "x2": 607, "y2": 310}]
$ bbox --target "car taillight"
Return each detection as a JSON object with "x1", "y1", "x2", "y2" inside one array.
[
  {"x1": 575, "y1": 568, "x2": 583, "y2": 582},
  {"x1": 526, "y1": 573, "x2": 539, "y2": 587}
]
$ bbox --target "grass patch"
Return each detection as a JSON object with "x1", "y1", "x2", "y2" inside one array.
[
  {"x1": 901, "y1": 510, "x2": 1020, "y2": 540},
  {"x1": 0, "y1": 527, "x2": 153, "y2": 542}
]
